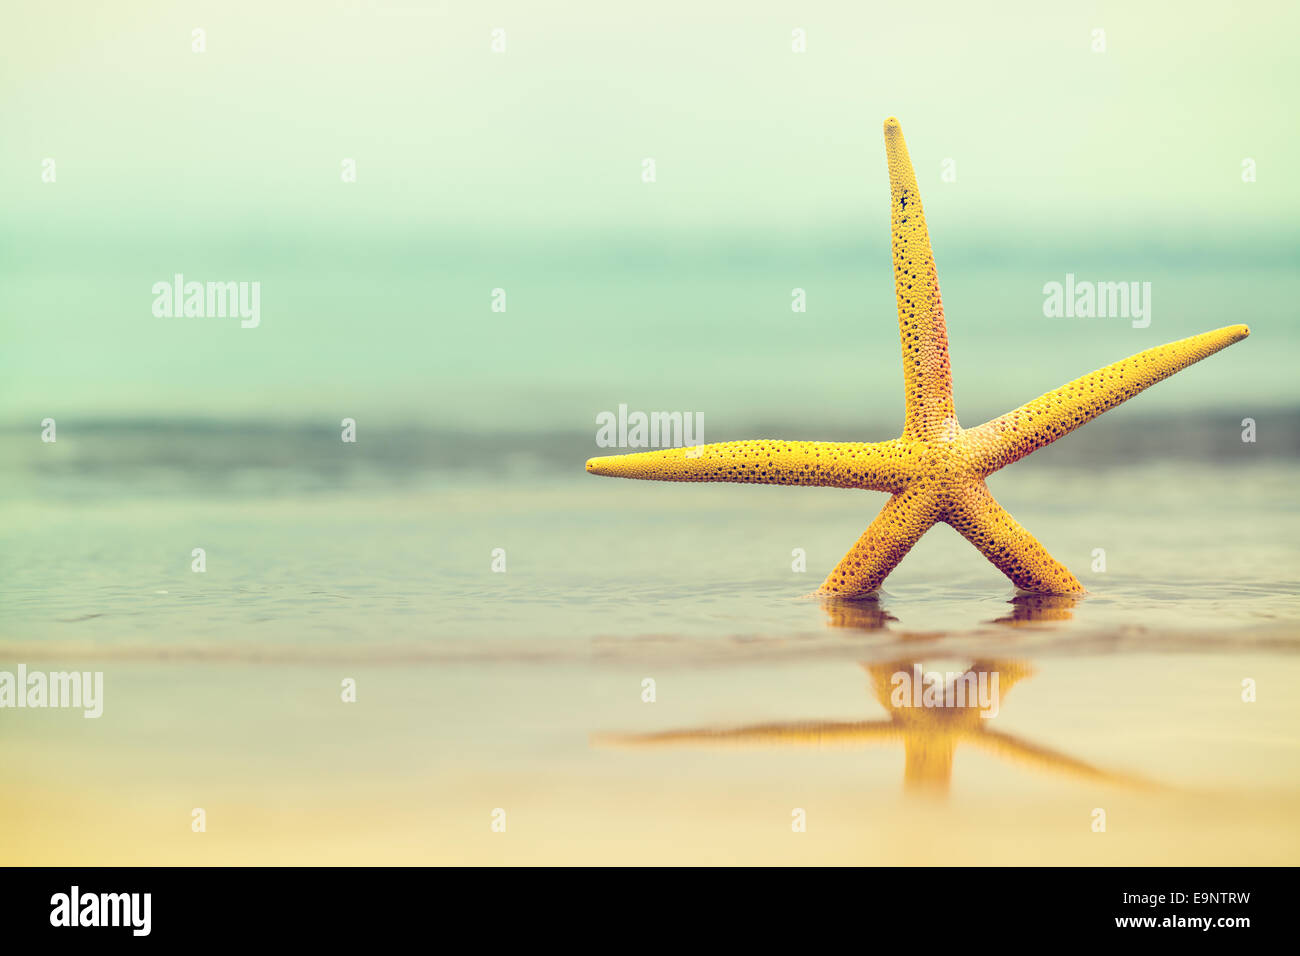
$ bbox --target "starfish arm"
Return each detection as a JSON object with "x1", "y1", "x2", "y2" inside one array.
[
  {"x1": 817, "y1": 489, "x2": 939, "y2": 597},
  {"x1": 969, "y1": 729, "x2": 1159, "y2": 790},
  {"x1": 592, "y1": 720, "x2": 901, "y2": 751},
  {"x1": 585, "y1": 439, "x2": 912, "y2": 492},
  {"x1": 885, "y1": 117, "x2": 956, "y2": 440},
  {"x1": 864, "y1": 661, "x2": 911, "y2": 705},
  {"x1": 966, "y1": 659, "x2": 1035, "y2": 700},
  {"x1": 946, "y1": 482, "x2": 1084, "y2": 593},
  {"x1": 966, "y1": 324, "x2": 1250, "y2": 475}
]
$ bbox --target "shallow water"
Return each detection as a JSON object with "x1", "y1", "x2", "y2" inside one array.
[{"x1": 2, "y1": 437, "x2": 1298, "y2": 864}]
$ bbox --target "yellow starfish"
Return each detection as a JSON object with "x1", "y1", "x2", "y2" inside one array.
[
  {"x1": 586, "y1": 116, "x2": 1250, "y2": 598},
  {"x1": 595, "y1": 660, "x2": 1158, "y2": 797}
]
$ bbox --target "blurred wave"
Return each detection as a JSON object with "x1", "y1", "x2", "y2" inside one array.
[{"x1": 3, "y1": 411, "x2": 1295, "y2": 498}]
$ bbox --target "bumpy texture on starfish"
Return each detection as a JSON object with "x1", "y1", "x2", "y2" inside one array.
[{"x1": 586, "y1": 117, "x2": 1249, "y2": 598}]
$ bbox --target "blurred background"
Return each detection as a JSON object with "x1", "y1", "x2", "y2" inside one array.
[{"x1": 3, "y1": 0, "x2": 1297, "y2": 434}]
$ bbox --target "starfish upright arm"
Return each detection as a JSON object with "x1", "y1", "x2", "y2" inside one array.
[
  {"x1": 585, "y1": 439, "x2": 913, "y2": 492},
  {"x1": 946, "y1": 482, "x2": 1084, "y2": 593},
  {"x1": 817, "y1": 489, "x2": 940, "y2": 597},
  {"x1": 885, "y1": 117, "x2": 957, "y2": 440},
  {"x1": 966, "y1": 325, "x2": 1250, "y2": 475}
]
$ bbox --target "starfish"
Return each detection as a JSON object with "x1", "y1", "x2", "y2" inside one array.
[
  {"x1": 586, "y1": 117, "x2": 1250, "y2": 598},
  {"x1": 595, "y1": 660, "x2": 1158, "y2": 797}
]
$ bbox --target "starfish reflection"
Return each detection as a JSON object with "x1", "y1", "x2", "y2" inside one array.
[
  {"x1": 818, "y1": 590, "x2": 1083, "y2": 634},
  {"x1": 598, "y1": 658, "x2": 1156, "y2": 797},
  {"x1": 599, "y1": 596, "x2": 1155, "y2": 797}
]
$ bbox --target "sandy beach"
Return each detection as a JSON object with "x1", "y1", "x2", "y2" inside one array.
[{"x1": 3, "y1": 450, "x2": 1298, "y2": 865}]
